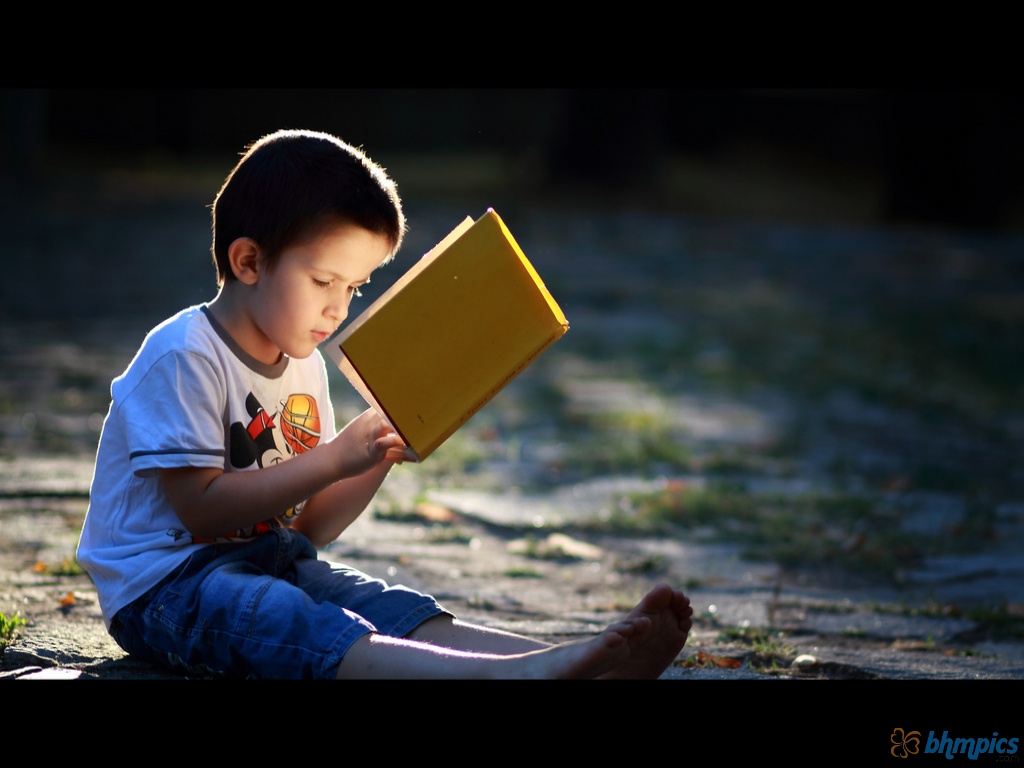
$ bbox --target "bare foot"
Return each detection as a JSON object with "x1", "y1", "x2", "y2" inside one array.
[{"x1": 599, "y1": 583, "x2": 693, "y2": 679}]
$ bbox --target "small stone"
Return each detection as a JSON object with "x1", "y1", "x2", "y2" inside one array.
[{"x1": 793, "y1": 654, "x2": 819, "y2": 667}]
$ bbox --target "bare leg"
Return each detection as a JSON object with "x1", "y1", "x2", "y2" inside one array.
[
  {"x1": 405, "y1": 615, "x2": 553, "y2": 654},
  {"x1": 599, "y1": 583, "x2": 693, "y2": 679},
  {"x1": 335, "y1": 584, "x2": 690, "y2": 679},
  {"x1": 408, "y1": 584, "x2": 692, "y2": 679},
  {"x1": 335, "y1": 617, "x2": 650, "y2": 679}
]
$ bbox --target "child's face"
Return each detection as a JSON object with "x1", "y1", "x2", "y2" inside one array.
[{"x1": 250, "y1": 222, "x2": 392, "y2": 362}]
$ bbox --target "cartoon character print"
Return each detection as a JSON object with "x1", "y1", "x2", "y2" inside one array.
[
  {"x1": 279, "y1": 393, "x2": 322, "y2": 455},
  {"x1": 196, "y1": 391, "x2": 322, "y2": 543}
]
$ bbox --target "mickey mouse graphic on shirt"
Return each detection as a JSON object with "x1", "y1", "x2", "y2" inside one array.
[
  {"x1": 231, "y1": 391, "x2": 322, "y2": 470},
  {"x1": 197, "y1": 391, "x2": 322, "y2": 542}
]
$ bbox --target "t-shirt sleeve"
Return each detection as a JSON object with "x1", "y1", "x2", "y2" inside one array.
[{"x1": 116, "y1": 349, "x2": 228, "y2": 476}]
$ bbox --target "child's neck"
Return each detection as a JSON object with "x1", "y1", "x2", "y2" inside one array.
[{"x1": 207, "y1": 287, "x2": 284, "y2": 366}]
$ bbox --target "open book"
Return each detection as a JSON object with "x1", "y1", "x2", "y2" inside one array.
[{"x1": 323, "y1": 208, "x2": 569, "y2": 462}]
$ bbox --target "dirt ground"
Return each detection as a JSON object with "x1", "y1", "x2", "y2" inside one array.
[{"x1": 3, "y1": 454, "x2": 1024, "y2": 684}]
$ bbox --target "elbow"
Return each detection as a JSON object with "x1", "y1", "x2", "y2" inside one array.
[
  {"x1": 288, "y1": 518, "x2": 334, "y2": 549},
  {"x1": 306, "y1": 534, "x2": 333, "y2": 549},
  {"x1": 173, "y1": 509, "x2": 221, "y2": 540}
]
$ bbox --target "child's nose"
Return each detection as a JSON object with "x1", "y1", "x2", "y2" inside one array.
[{"x1": 325, "y1": 295, "x2": 347, "y2": 324}]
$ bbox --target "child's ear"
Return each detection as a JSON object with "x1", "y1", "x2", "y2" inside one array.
[{"x1": 227, "y1": 238, "x2": 262, "y2": 285}]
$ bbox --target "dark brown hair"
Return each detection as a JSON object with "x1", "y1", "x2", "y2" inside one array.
[{"x1": 210, "y1": 129, "x2": 406, "y2": 285}]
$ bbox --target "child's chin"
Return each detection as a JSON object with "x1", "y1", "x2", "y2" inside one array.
[{"x1": 283, "y1": 344, "x2": 317, "y2": 360}]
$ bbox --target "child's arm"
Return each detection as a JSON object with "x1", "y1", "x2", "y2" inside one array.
[
  {"x1": 160, "y1": 408, "x2": 406, "y2": 545},
  {"x1": 288, "y1": 458, "x2": 394, "y2": 547}
]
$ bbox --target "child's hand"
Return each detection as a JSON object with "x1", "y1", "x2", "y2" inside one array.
[{"x1": 330, "y1": 408, "x2": 408, "y2": 476}]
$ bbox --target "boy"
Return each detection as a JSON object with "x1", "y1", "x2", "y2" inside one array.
[{"x1": 76, "y1": 128, "x2": 693, "y2": 679}]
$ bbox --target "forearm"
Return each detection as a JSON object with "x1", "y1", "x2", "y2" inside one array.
[
  {"x1": 161, "y1": 407, "x2": 406, "y2": 541},
  {"x1": 290, "y1": 460, "x2": 394, "y2": 547},
  {"x1": 161, "y1": 443, "x2": 348, "y2": 539}
]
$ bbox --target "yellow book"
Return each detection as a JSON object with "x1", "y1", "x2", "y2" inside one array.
[{"x1": 323, "y1": 208, "x2": 569, "y2": 462}]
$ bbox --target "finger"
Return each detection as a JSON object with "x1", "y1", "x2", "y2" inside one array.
[{"x1": 385, "y1": 446, "x2": 409, "y2": 463}]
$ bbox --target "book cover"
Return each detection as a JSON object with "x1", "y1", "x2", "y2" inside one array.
[{"x1": 323, "y1": 208, "x2": 569, "y2": 462}]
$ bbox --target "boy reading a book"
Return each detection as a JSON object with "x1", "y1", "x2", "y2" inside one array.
[{"x1": 76, "y1": 128, "x2": 693, "y2": 679}]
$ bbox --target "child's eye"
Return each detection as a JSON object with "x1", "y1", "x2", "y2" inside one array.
[{"x1": 313, "y1": 278, "x2": 331, "y2": 290}]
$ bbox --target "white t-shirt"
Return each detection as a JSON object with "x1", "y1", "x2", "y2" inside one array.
[{"x1": 77, "y1": 304, "x2": 337, "y2": 628}]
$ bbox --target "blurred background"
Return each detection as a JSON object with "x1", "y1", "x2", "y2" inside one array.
[
  {"x1": 1, "y1": 87, "x2": 1024, "y2": 607},
  {"x1": 4, "y1": 88, "x2": 1024, "y2": 680},
  {"x1": 5, "y1": 89, "x2": 1024, "y2": 228},
  {"x1": 3, "y1": 88, "x2": 1023, "y2": 323}
]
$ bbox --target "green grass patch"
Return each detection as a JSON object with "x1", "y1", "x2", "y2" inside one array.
[
  {"x1": 614, "y1": 553, "x2": 670, "y2": 576},
  {"x1": 0, "y1": 611, "x2": 27, "y2": 652},
  {"x1": 503, "y1": 566, "x2": 543, "y2": 578},
  {"x1": 34, "y1": 558, "x2": 86, "y2": 577},
  {"x1": 388, "y1": 429, "x2": 490, "y2": 486},
  {"x1": 594, "y1": 481, "x2": 997, "y2": 581},
  {"x1": 649, "y1": 278, "x2": 1024, "y2": 427},
  {"x1": 964, "y1": 604, "x2": 1024, "y2": 642},
  {"x1": 373, "y1": 506, "x2": 424, "y2": 523},
  {"x1": 718, "y1": 625, "x2": 798, "y2": 670},
  {"x1": 422, "y1": 526, "x2": 474, "y2": 544},
  {"x1": 560, "y1": 409, "x2": 692, "y2": 478}
]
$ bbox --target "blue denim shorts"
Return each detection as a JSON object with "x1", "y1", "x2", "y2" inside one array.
[{"x1": 110, "y1": 527, "x2": 449, "y2": 679}]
